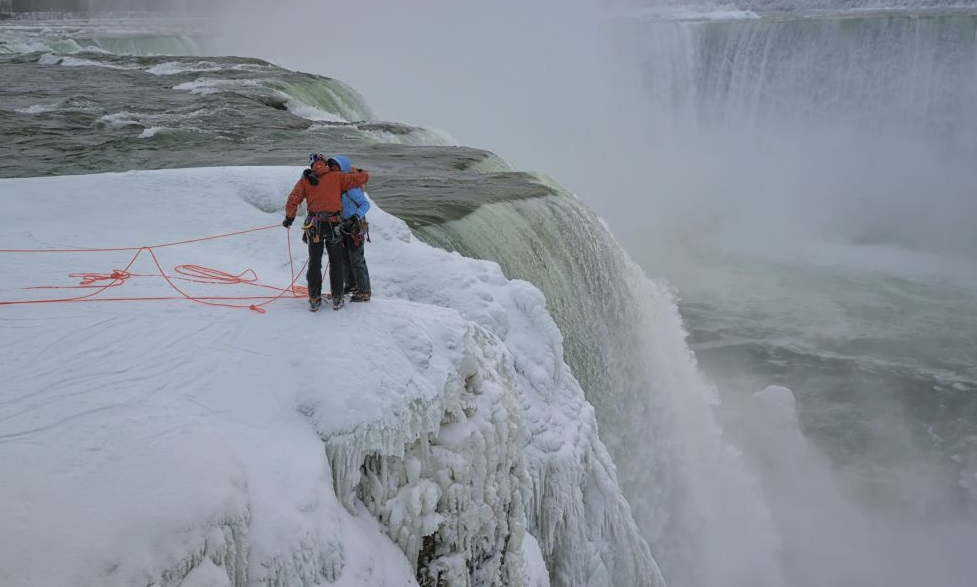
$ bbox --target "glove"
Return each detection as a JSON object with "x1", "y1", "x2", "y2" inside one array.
[
  {"x1": 282, "y1": 216, "x2": 294, "y2": 228},
  {"x1": 302, "y1": 168, "x2": 318, "y2": 186},
  {"x1": 349, "y1": 214, "x2": 360, "y2": 224}
]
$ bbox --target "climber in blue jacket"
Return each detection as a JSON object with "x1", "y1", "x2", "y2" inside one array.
[{"x1": 332, "y1": 154, "x2": 372, "y2": 302}]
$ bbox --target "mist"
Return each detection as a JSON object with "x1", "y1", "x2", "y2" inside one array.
[
  {"x1": 210, "y1": 1, "x2": 977, "y2": 269},
  {"x1": 210, "y1": 0, "x2": 649, "y2": 203}
]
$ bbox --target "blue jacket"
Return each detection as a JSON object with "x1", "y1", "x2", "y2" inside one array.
[{"x1": 331, "y1": 155, "x2": 371, "y2": 220}]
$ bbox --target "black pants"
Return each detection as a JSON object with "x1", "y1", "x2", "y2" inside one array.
[
  {"x1": 342, "y1": 232, "x2": 371, "y2": 294},
  {"x1": 307, "y1": 233, "x2": 346, "y2": 301}
]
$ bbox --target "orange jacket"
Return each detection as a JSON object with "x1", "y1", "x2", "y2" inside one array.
[{"x1": 285, "y1": 160, "x2": 370, "y2": 218}]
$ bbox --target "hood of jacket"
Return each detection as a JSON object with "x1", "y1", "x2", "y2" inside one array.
[{"x1": 331, "y1": 155, "x2": 352, "y2": 173}]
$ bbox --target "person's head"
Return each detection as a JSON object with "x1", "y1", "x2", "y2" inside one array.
[
  {"x1": 329, "y1": 155, "x2": 352, "y2": 173},
  {"x1": 309, "y1": 152, "x2": 326, "y2": 167}
]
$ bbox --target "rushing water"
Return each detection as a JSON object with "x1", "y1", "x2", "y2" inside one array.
[
  {"x1": 613, "y1": 5, "x2": 977, "y2": 497},
  {"x1": 599, "y1": 8, "x2": 977, "y2": 587}
]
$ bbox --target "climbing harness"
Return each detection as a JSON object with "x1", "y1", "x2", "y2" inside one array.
[
  {"x1": 302, "y1": 211, "x2": 343, "y2": 245},
  {"x1": 348, "y1": 218, "x2": 370, "y2": 247},
  {"x1": 340, "y1": 191, "x2": 370, "y2": 246}
]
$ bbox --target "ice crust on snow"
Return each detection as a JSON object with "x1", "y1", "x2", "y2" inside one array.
[{"x1": 0, "y1": 167, "x2": 655, "y2": 586}]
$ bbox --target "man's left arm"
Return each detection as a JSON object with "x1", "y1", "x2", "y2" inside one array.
[{"x1": 341, "y1": 169, "x2": 369, "y2": 191}]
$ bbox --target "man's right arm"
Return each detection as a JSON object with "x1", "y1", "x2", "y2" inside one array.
[{"x1": 285, "y1": 180, "x2": 305, "y2": 218}]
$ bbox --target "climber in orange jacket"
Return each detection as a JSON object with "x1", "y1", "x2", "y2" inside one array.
[{"x1": 282, "y1": 153, "x2": 370, "y2": 311}]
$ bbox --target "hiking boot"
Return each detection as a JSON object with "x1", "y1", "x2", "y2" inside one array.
[
  {"x1": 350, "y1": 292, "x2": 371, "y2": 303},
  {"x1": 324, "y1": 288, "x2": 355, "y2": 301},
  {"x1": 309, "y1": 297, "x2": 322, "y2": 312},
  {"x1": 332, "y1": 298, "x2": 345, "y2": 311}
]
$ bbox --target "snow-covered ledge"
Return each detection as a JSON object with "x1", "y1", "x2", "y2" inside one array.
[
  {"x1": 298, "y1": 307, "x2": 534, "y2": 586},
  {"x1": 0, "y1": 167, "x2": 660, "y2": 587},
  {"x1": 333, "y1": 204, "x2": 664, "y2": 586}
]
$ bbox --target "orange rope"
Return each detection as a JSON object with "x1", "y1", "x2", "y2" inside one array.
[
  {"x1": 0, "y1": 224, "x2": 276, "y2": 254},
  {"x1": 0, "y1": 224, "x2": 315, "y2": 313},
  {"x1": 174, "y1": 265, "x2": 259, "y2": 284}
]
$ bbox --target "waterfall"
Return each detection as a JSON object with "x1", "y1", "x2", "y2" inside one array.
[
  {"x1": 607, "y1": 9, "x2": 977, "y2": 259},
  {"x1": 416, "y1": 190, "x2": 785, "y2": 587},
  {"x1": 627, "y1": 11, "x2": 977, "y2": 147}
]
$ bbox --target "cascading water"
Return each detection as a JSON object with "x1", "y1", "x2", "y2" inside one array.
[
  {"x1": 610, "y1": 7, "x2": 977, "y2": 257},
  {"x1": 415, "y1": 6, "x2": 977, "y2": 586},
  {"x1": 591, "y1": 6, "x2": 977, "y2": 587},
  {"x1": 417, "y1": 191, "x2": 785, "y2": 587},
  {"x1": 650, "y1": 14, "x2": 974, "y2": 138}
]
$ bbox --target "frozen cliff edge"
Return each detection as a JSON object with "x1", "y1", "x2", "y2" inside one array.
[{"x1": 0, "y1": 167, "x2": 661, "y2": 587}]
